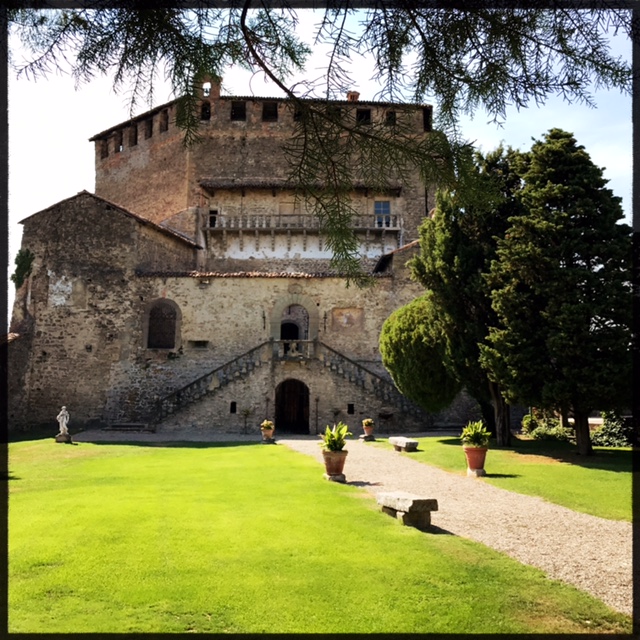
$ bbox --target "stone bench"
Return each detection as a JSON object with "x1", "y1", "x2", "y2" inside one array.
[
  {"x1": 388, "y1": 436, "x2": 419, "y2": 452},
  {"x1": 376, "y1": 491, "x2": 438, "y2": 531}
]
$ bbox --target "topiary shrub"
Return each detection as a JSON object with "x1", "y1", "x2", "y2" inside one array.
[{"x1": 591, "y1": 411, "x2": 633, "y2": 447}]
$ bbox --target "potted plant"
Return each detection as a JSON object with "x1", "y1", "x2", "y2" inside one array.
[
  {"x1": 318, "y1": 421, "x2": 352, "y2": 482},
  {"x1": 260, "y1": 419, "x2": 275, "y2": 442},
  {"x1": 362, "y1": 418, "x2": 374, "y2": 437},
  {"x1": 460, "y1": 420, "x2": 491, "y2": 477}
]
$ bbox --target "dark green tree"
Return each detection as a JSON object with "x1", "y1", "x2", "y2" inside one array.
[
  {"x1": 409, "y1": 147, "x2": 524, "y2": 445},
  {"x1": 379, "y1": 293, "x2": 461, "y2": 413},
  {"x1": 480, "y1": 129, "x2": 632, "y2": 456},
  {"x1": 7, "y1": 5, "x2": 632, "y2": 280}
]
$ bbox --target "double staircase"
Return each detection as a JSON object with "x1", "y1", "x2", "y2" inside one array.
[{"x1": 145, "y1": 339, "x2": 427, "y2": 426}]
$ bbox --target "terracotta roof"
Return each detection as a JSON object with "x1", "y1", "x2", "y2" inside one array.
[
  {"x1": 19, "y1": 191, "x2": 202, "y2": 249},
  {"x1": 135, "y1": 270, "x2": 391, "y2": 279},
  {"x1": 199, "y1": 178, "x2": 402, "y2": 195}
]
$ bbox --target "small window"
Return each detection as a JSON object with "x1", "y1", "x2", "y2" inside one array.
[
  {"x1": 144, "y1": 118, "x2": 153, "y2": 139},
  {"x1": 347, "y1": 403, "x2": 355, "y2": 415},
  {"x1": 293, "y1": 108, "x2": 303, "y2": 121},
  {"x1": 202, "y1": 81, "x2": 211, "y2": 97},
  {"x1": 327, "y1": 105, "x2": 342, "y2": 120},
  {"x1": 262, "y1": 101, "x2": 278, "y2": 122},
  {"x1": 356, "y1": 109, "x2": 371, "y2": 125},
  {"x1": 209, "y1": 209, "x2": 218, "y2": 228},
  {"x1": 160, "y1": 109, "x2": 169, "y2": 132},
  {"x1": 230, "y1": 401, "x2": 237, "y2": 414},
  {"x1": 129, "y1": 124, "x2": 138, "y2": 147},
  {"x1": 423, "y1": 106, "x2": 433, "y2": 132},
  {"x1": 375, "y1": 200, "x2": 391, "y2": 227},
  {"x1": 231, "y1": 101, "x2": 246, "y2": 121},
  {"x1": 385, "y1": 110, "x2": 396, "y2": 126},
  {"x1": 188, "y1": 340, "x2": 209, "y2": 349},
  {"x1": 200, "y1": 102, "x2": 211, "y2": 121},
  {"x1": 100, "y1": 139, "x2": 109, "y2": 159},
  {"x1": 114, "y1": 130, "x2": 123, "y2": 153}
]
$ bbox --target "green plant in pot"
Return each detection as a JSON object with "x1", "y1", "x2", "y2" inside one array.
[
  {"x1": 361, "y1": 417, "x2": 374, "y2": 437},
  {"x1": 260, "y1": 419, "x2": 275, "y2": 441},
  {"x1": 460, "y1": 420, "x2": 491, "y2": 477},
  {"x1": 319, "y1": 422, "x2": 352, "y2": 482}
]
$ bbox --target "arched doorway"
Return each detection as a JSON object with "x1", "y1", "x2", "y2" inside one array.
[{"x1": 275, "y1": 379, "x2": 310, "y2": 434}]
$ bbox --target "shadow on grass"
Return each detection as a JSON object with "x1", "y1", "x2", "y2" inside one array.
[
  {"x1": 348, "y1": 481, "x2": 383, "y2": 487},
  {"x1": 436, "y1": 435, "x2": 631, "y2": 473},
  {"x1": 79, "y1": 440, "x2": 261, "y2": 449},
  {"x1": 485, "y1": 473, "x2": 520, "y2": 479}
]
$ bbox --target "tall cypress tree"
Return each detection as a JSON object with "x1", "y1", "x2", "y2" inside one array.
[{"x1": 481, "y1": 129, "x2": 631, "y2": 455}]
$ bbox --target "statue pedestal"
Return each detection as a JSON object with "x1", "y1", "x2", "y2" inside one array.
[{"x1": 55, "y1": 433, "x2": 72, "y2": 444}]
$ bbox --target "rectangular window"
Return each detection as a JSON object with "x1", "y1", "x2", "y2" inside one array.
[
  {"x1": 129, "y1": 124, "x2": 138, "y2": 147},
  {"x1": 209, "y1": 209, "x2": 218, "y2": 228},
  {"x1": 159, "y1": 109, "x2": 169, "y2": 132},
  {"x1": 347, "y1": 403, "x2": 355, "y2": 415},
  {"x1": 100, "y1": 139, "x2": 109, "y2": 159},
  {"x1": 423, "y1": 106, "x2": 433, "y2": 132},
  {"x1": 188, "y1": 340, "x2": 209, "y2": 349},
  {"x1": 356, "y1": 109, "x2": 372, "y2": 125},
  {"x1": 262, "y1": 101, "x2": 278, "y2": 122},
  {"x1": 375, "y1": 200, "x2": 391, "y2": 227},
  {"x1": 144, "y1": 118, "x2": 153, "y2": 139},
  {"x1": 231, "y1": 101, "x2": 246, "y2": 121},
  {"x1": 385, "y1": 110, "x2": 396, "y2": 126},
  {"x1": 230, "y1": 401, "x2": 237, "y2": 414},
  {"x1": 114, "y1": 130, "x2": 123, "y2": 153}
]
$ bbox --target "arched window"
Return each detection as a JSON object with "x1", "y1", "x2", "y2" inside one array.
[
  {"x1": 146, "y1": 300, "x2": 180, "y2": 349},
  {"x1": 200, "y1": 102, "x2": 211, "y2": 121}
]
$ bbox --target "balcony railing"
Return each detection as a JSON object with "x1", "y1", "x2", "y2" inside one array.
[{"x1": 207, "y1": 213, "x2": 400, "y2": 231}]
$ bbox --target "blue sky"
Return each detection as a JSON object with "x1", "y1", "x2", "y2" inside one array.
[{"x1": 7, "y1": 15, "x2": 632, "y2": 326}]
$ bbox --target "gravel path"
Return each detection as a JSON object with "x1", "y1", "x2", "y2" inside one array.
[{"x1": 72, "y1": 429, "x2": 632, "y2": 617}]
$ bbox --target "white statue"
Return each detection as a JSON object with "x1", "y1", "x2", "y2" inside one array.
[{"x1": 56, "y1": 406, "x2": 69, "y2": 435}]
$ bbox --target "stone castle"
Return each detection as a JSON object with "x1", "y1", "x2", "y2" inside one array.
[{"x1": 8, "y1": 79, "x2": 480, "y2": 435}]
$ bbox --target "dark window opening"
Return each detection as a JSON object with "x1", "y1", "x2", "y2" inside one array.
[
  {"x1": 129, "y1": 125, "x2": 138, "y2": 147},
  {"x1": 423, "y1": 106, "x2": 433, "y2": 132},
  {"x1": 231, "y1": 101, "x2": 246, "y2": 121},
  {"x1": 293, "y1": 108, "x2": 303, "y2": 121},
  {"x1": 200, "y1": 102, "x2": 211, "y2": 121},
  {"x1": 347, "y1": 403, "x2": 355, "y2": 415},
  {"x1": 327, "y1": 105, "x2": 342, "y2": 120},
  {"x1": 100, "y1": 140, "x2": 109, "y2": 159},
  {"x1": 114, "y1": 130, "x2": 123, "y2": 153},
  {"x1": 209, "y1": 209, "x2": 218, "y2": 228},
  {"x1": 160, "y1": 109, "x2": 169, "y2": 132},
  {"x1": 147, "y1": 301, "x2": 177, "y2": 349},
  {"x1": 385, "y1": 110, "x2": 396, "y2": 126},
  {"x1": 230, "y1": 401, "x2": 237, "y2": 414},
  {"x1": 356, "y1": 109, "x2": 372, "y2": 125},
  {"x1": 262, "y1": 101, "x2": 278, "y2": 122},
  {"x1": 188, "y1": 340, "x2": 209, "y2": 349},
  {"x1": 144, "y1": 118, "x2": 153, "y2": 139}
]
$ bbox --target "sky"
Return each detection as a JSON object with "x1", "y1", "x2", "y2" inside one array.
[{"x1": 6, "y1": 12, "x2": 632, "y2": 328}]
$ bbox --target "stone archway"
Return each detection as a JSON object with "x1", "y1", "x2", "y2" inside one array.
[
  {"x1": 275, "y1": 379, "x2": 310, "y2": 434},
  {"x1": 270, "y1": 293, "x2": 319, "y2": 341}
]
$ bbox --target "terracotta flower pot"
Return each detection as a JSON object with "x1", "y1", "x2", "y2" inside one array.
[
  {"x1": 363, "y1": 426, "x2": 374, "y2": 437},
  {"x1": 463, "y1": 446, "x2": 488, "y2": 477},
  {"x1": 322, "y1": 449, "x2": 348, "y2": 476},
  {"x1": 261, "y1": 428, "x2": 274, "y2": 440}
]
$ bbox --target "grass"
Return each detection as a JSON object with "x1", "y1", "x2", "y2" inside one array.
[
  {"x1": 9, "y1": 438, "x2": 632, "y2": 634},
  {"x1": 373, "y1": 435, "x2": 632, "y2": 521}
]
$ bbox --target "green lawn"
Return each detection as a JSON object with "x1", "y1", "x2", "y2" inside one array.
[
  {"x1": 373, "y1": 435, "x2": 632, "y2": 521},
  {"x1": 9, "y1": 438, "x2": 631, "y2": 633}
]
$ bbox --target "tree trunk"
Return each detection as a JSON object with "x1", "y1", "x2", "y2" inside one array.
[
  {"x1": 480, "y1": 400, "x2": 496, "y2": 436},
  {"x1": 573, "y1": 409, "x2": 593, "y2": 456},
  {"x1": 489, "y1": 381, "x2": 511, "y2": 447}
]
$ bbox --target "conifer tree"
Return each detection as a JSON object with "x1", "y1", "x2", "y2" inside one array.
[{"x1": 480, "y1": 129, "x2": 632, "y2": 455}]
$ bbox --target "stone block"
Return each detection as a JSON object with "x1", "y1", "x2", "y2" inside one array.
[
  {"x1": 377, "y1": 490, "x2": 438, "y2": 514},
  {"x1": 388, "y1": 436, "x2": 419, "y2": 452},
  {"x1": 55, "y1": 433, "x2": 72, "y2": 444}
]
